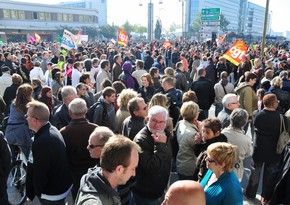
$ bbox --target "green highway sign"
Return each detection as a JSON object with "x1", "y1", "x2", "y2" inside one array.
[
  {"x1": 201, "y1": 15, "x2": 220, "y2": 21},
  {"x1": 201, "y1": 8, "x2": 221, "y2": 15}
]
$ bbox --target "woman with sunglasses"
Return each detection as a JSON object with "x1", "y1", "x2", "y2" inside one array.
[{"x1": 200, "y1": 142, "x2": 243, "y2": 205}]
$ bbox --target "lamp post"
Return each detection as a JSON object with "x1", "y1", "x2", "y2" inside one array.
[
  {"x1": 179, "y1": 0, "x2": 185, "y2": 39},
  {"x1": 139, "y1": 0, "x2": 162, "y2": 41},
  {"x1": 261, "y1": 0, "x2": 270, "y2": 58}
]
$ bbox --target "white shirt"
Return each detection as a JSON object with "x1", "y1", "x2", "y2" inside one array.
[
  {"x1": 71, "y1": 68, "x2": 82, "y2": 87},
  {"x1": 30, "y1": 66, "x2": 46, "y2": 85},
  {"x1": 0, "y1": 73, "x2": 12, "y2": 96}
]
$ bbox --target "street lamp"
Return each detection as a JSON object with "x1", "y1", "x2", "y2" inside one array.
[
  {"x1": 139, "y1": 0, "x2": 163, "y2": 41},
  {"x1": 261, "y1": 0, "x2": 270, "y2": 58},
  {"x1": 179, "y1": 0, "x2": 186, "y2": 39}
]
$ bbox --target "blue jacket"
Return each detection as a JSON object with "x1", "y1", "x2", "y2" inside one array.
[{"x1": 200, "y1": 170, "x2": 243, "y2": 205}]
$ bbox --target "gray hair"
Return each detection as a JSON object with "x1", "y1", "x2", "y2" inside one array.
[
  {"x1": 61, "y1": 86, "x2": 77, "y2": 101},
  {"x1": 148, "y1": 105, "x2": 168, "y2": 121},
  {"x1": 68, "y1": 98, "x2": 87, "y2": 115},
  {"x1": 90, "y1": 126, "x2": 115, "y2": 145},
  {"x1": 230, "y1": 108, "x2": 248, "y2": 129},
  {"x1": 222, "y1": 93, "x2": 237, "y2": 108}
]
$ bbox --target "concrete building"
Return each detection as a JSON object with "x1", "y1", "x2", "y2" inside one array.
[
  {"x1": 58, "y1": 0, "x2": 107, "y2": 27},
  {"x1": 185, "y1": 0, "x2": 269, "y2": 38},
  {"x1": 0, "y1": 0, "x2": 99, "y2": 42}
]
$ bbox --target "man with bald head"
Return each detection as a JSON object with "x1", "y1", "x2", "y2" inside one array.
[
  {"x1": 26, "y1": 101, "x2": 72, "y2": 205},
  {"x1": 161, "y1": 180, "x2": 205, "y2": 205}
]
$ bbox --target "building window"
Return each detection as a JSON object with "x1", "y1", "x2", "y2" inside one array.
[
  {"x1": 46, "y1": 12, "x2": 51, "y2": 21},
  {"x1": 39, "y1": 12, "x2": 45, "y2": 20},
  {"x1": 0, "y1": 9, "x2": 4, "y2": 19},
  {"x1": 51, "y1": 13, "x2": 57, "y2": 21},
  {"x1": 57, "y1": 13, "x2": 62, "y2": 21},
  {"x1": 18, "y1": 10, "x2": 25, "y2": 19},
  {"x1": 68, "y1": 14, "x2": 73, "y2": 22},
  {"x1": 73, "y1": 14, "x2": 79, "y2": 22},
  {"x1": 84, "y1": 15, "x2": 89, "y2": 22},
  {"x1": 63, "y1": 13, "x2": 68, "y2": 21},
  {"x1": 11, "y1": 10, "x2": 18, "y2": 19},
  {"x1": 33, "y1": 12, "x2": 38, "y2": 20},
  {"x1": 79, "y1": 15, "x2": 83, "y2": 22},
  {"x1": 3, "y1": 9, "x2": 11, "y2": 19},
  {"x1": 25, "y1": 11, "x2": 33, "y2": 19}
]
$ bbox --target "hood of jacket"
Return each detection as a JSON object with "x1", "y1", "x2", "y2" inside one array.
[
  {"x1": 80, "y1": 166, "x2": 119, "y2": 197},
  {"x1": 234, "y1": 82, "x2": 252, "y2": 93}
]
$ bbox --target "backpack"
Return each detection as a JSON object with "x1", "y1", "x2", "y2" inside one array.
[{"x1": 87, "y1": 101, "x2": 107, "y2": 123}]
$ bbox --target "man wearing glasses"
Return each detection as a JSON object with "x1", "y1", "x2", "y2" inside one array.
[
  {"x1": 217, "y1": 93, "x2": 240, "y2": 129},
  {"x1": 133, "y1": 105, "x2": 172, "y2": 205},
  {"x1": 122, "y1": 97, "x2": 148, "y2": 140},
  {"x1": 26, "y1": 101, "x2": 72, "y2": 205},
  {"x1": 60, "y1": 98, "x2": 98, "y2": 200},
  {"x1": 75, "y1": 136, "x2": 141, "y2": 205}
]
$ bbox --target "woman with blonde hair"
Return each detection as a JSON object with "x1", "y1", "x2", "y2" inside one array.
[
  {"x1": 176, "y1": 101, "x2": 200, "y2": 180},
  {"x1": 200, "y1": 142, "x2": 243, "y2": 205},
  {"x1": 5, "y1": 84, "x2": 34, "y2": 159},
  {"x1": 115, "y1": 89, "x2": 138, "y2": 134}
]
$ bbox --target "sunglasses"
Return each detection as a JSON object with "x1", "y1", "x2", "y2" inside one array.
[{"x1": 88, "y1": 144, "x2": 104, "y2": 149}]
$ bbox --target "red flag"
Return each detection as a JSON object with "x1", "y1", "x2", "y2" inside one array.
[
  {"x1": 162, "y1": 40, "x2": 173, "y2": 49},
  {"x1": 34, "y1": 32, "x2": 42, "y2": 43},
  {"x1": 217, "y1": 33, "x2": 227, "y2": 46},
  {"x1": 223, "y1": 40, "x2": 247, "y2": 66},
  {"x1": 118, "y1": 29, "x2": 129, "y2": 46}
]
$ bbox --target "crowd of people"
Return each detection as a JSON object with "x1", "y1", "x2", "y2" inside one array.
[{"x1": 0, "y1": 38, "x2": 290, "y2": 205}]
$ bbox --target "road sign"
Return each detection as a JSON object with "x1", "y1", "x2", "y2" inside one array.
[
  {"x1": 201, "y1": 15, "x2": 220, "y2": 21},
  {"x1": 201, "y1": 8, "x2": 221, "y2": 15},
  {"x1": 201, "y1": 21, "x2": 220, "y2": 26},
  {"x1": 200, "y1": 26, "x2": 219, "y2": 33}
]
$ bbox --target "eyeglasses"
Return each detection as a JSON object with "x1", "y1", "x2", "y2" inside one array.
[
  {"x1": 206, "y1": 156, "x2": 216, "y2": 163},
  {"x1": 151, "y1": 118, "x2": 166, "y2": 125},
  {"x1": 88, "y1": 144, "x2": 104, "y2": 149}
]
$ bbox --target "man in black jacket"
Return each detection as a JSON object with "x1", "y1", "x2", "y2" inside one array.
[
  {"x1": 26, "y1": 101, "x2": 72, "y2": 205},
  {"x1": 52, "y1": 86, "x2": 77, "y2": 130},
  {"x1": 122, "y1": 97, "x2": 148, "y2": 140},
  {"x1": 0, "y1": 131, "x2": 11, "y2": 205},
  {"x1": 133, "y1": 105, "x2": 172, "y2": 205},
  {"x1": 191, "y1": 68, "x2": 215, "y2": 118}
]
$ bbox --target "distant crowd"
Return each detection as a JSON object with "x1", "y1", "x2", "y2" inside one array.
[{"x1": 0, "y1": 39, "x2": 290, "y2": 205}]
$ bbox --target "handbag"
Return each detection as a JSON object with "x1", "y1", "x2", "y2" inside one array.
[{"x1": 276, "y1": 114, "x2": 290, "y2": 154}]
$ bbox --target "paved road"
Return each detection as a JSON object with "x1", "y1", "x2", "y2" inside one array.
[{"x1": 9, "y1": 105, "x2": 262, "y2": 205}]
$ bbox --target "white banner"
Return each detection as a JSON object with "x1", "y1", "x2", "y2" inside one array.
[
  {"x1": 61, "y1": 29, "x2": 77, "y2": 50},
  {"x1": 80, "y1": 35, "x2": 88, "y2": 42}
]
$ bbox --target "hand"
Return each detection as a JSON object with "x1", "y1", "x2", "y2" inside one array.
[
  {"x1": 194, "y1": 132, "x2": 202, "y2": 144},
  {"x1": 151, "y1": 131, "x2": 167, "y2": 143}
]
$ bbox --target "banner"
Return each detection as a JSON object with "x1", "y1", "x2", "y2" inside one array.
[
  {"x1": 34, "y1": 32, "x2": 42, "y2": 43},
  {"x1": 28, "y1": 35, "x2": 36, "y2": 44},
  {"x1": 57, "y1": 34, "x2": 62, "y2": 43},
  {"x1": 118, "y1": 29, "x2": 129, "y2": 46},
  {"x1": 80, "y1": 35, "x2": 88, "y2": 42},
  {"x1": 223, "y1": 40, "x2": 247, "y2": 66},
  {"x1": 61, "y1": 29, "x2": 77, "y2": 50},
  {"x1": 162, "y1": 40, "x2": 173, "y2": 49},
  {"x1": 217, "y1": 33, "x2": 227, "y2": 46}
]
